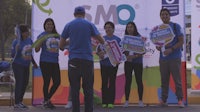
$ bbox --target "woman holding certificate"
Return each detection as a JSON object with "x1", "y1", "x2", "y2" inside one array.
[
  {"x1": 123, "y1": 22, "x2": 145, "y2": 108},
  {"x1": 96, "y1": 21, "x2": 121, "y2": 108}
]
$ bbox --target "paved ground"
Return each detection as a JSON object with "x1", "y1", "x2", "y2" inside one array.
[{"x1": 0, "y1": 104, "x2": 200, "y2": 112}]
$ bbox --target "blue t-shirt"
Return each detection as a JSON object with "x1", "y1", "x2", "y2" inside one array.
[
  {"x1": 61, "y1": 18, "x2": 100, "y2": 61},
  {"x1": 11, "y1": 37, "x2": 33, "y2": 66},
  {"x1": 99, "y1": 35, "x2": 121, "y2": 66},
  {"x1": 160, "y1": 22, "x2": 183, "y2": 60},
  {"x1": 37, "y1": 32, "x2": 59, "y2": 63}
]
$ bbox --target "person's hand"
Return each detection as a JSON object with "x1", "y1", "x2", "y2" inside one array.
[
  {"x1": 126, "y1": 55, "x2": 132, "y2": 62},
  {"x1": 141, "y1": 36, "x2": 147, "y2": 42},
  {"x1": 15, "y1": 44, "x2": 20, "y2": 51},
  {"x1": 97, "y1": 51, "x2": 105, "y2": 60},
  {"x1": 156, "y1": 46, "x2": 161, "y2": 51},
  {"x1": 33, "y1": 63, "x2": 38, "y2": 68},
  {"x1": 163, "y1": 48, "x2": 173, "y2": 56}
]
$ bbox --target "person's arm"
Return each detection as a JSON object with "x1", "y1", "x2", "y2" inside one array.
[
  {"x1": 94, "y1": 34, "x2": 105, "y2": 45},
  {"x1": 35, "y1": 34, "x2": 45, "y2": 52},
  {"x1": 164, "y1": 35, "x2": 183, "y2": 56},
  {"x1": 96, "y1": 44, "x2": 105, "y2": 60},
  {"x1": 35, "y1": 43, "x2": 42, "y2": 52},
  {"x1": 35, "y1": 40, "x2": 42, "y2": 52},
  {"x1": 171, "y1": 35, "x2": 184, "y2": 50},
  {"x1": 31, "y1": 56, "x2": 38, "y2": 68},
  {"x1": 59, "y1": 37, "x2": 70, "y2": 51}
]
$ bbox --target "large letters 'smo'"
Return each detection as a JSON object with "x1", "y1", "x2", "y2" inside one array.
[{"x1": 83, "y1": 5, "x2": 135, "y2": 25}]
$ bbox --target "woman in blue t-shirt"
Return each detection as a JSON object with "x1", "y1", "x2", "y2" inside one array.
[
  {"x1": 123, "y1": 22, "x2": 145, "y2": 108},
  {"x1": 12, "y1": 24, "x2": 37, "y2": 109},
  {"x1": 96, "y1": 21, "x2": 121, "y2": 108},
  {"x1": 35, "y1": 18, "x2": 60, "y2": 109}
]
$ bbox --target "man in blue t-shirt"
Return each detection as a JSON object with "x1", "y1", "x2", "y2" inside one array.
[
  {"x1": 60, "y1": 6, "x2": 105, "y2": 112},
  {"x1": 156, "y1": 8, "x2": 184, "y2": 108}
]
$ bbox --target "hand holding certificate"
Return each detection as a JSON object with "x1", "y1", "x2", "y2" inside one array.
[
  {"x1": 150, "y1": 24, "x2": 175, "y2": 56},
  {"x1": 97, "y1": 40, "x2": 126, "y2": 66}
]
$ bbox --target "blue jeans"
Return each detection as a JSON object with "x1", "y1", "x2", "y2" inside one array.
[{"x1": 68, "y1": 58, "x2": 94, "y2": 112}]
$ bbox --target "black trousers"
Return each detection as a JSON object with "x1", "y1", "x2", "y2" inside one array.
[
  {"x1": 12, "y1": 63, "x2": 29, "y2": 104},
  {"x1": 68, "y1": 59, "x2": 94, "y2": 112},
  {"x1": 124, "y1": 61, "x2": 143, "y2": 101},
  {"x1": 40, "y1": 62, "x2": 61, "y2": 101},
  {"x1": 100, "y1": 64, "x2": 118, "y2": 104}
]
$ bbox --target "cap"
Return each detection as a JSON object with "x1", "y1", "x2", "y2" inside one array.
[{"x1": 74, "y1": 6, "x2": 85, "y2": 14}]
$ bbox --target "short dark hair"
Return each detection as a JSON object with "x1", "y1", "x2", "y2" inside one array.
[
  {"x1": 104, "y1": 21, "x2": 115, "y2": 29},
  {"x1": 160, "y1": 8, "x2": 171, "y2": 16},
  {"x1": 19, "y1": 24, "x2": 29, "y2": 33}
]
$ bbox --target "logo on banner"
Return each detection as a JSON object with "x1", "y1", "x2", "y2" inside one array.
[
  {"x1": 33, "y1": 0, "x2": 52, "y2": 15},
  {"x1": 121, "y1": 35, "x2": 146, "y2": 54},
  {"x1": 85, "y1": 4, "x2": 135, "y2": 25},
  {"x1": 162, "y1": 0, "x2": 179, "y2": 16},
  {"x1": 150, "y1": 24, "x2": 175, "y2": 47}
]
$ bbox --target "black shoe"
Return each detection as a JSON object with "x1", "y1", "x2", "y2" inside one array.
[{"x1": 43, "y1": 100, "x2": 55, "y2": 109}]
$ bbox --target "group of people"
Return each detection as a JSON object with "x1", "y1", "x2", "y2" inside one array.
[
  {"x1": 11, "y1": 6, "x2": 185, "y2": 112},
  {"x1": 95, "y1": 21, "x2": 145, "y2": 109}
]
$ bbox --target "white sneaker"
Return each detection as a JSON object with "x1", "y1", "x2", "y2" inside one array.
[
  {"x1": 138, "y1": 100, "x2": 144, "y2": 107},
  {"x1": 14, "y1": 102, "x2": 28, "y2": 109},
  {"x1": 65, "y1": 101, "x2": 72, "y2": 109},
  {"x1": 178, "y1": 100, "x2": 185, "y2": 108},
  {"x1": 123, "y1": 101, "x2": 129, "y2": 108}
]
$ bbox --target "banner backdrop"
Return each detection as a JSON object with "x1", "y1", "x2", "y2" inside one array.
[
  {"x1": 191, "y1": 0, "x2": 200, "y2": 90},
  {"x1": 32, "y1": 0, "x2": 186, "y2": 105}
]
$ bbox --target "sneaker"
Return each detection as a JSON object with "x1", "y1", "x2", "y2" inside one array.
[
  {"x1": 157, "y1": 100, "x2": 168, "y2": 107},
  {"x1": 43, "y1": 100, "x2": 55, "y2": 109},
  {"x1": 41, "y1": 100, "x2": 46, "y2": 106},
  {"x1": 14, "y1": 103, "x2": 28, "y2": 109},
  {"x1": 178, "y1": 100, "x2": 185, "y2": 108},
  {"x1": 102, "y1": 104, "x2": 107, "y2": 108},
  {"x1": 65, "y1": 101, "x2": 72, "y2": 109},
  {"x1": 42, "y1": 100, "x2": 48, "y2": 108},
  {"x1": 108, "y1": 104, "x2": 114, "y2": 108},
  {"x1": 123, "y1": 101, "x2": 129, "y2": 108},
  {"x1": 138, "y1": 100, "x2": 144, "y2": 107}
]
